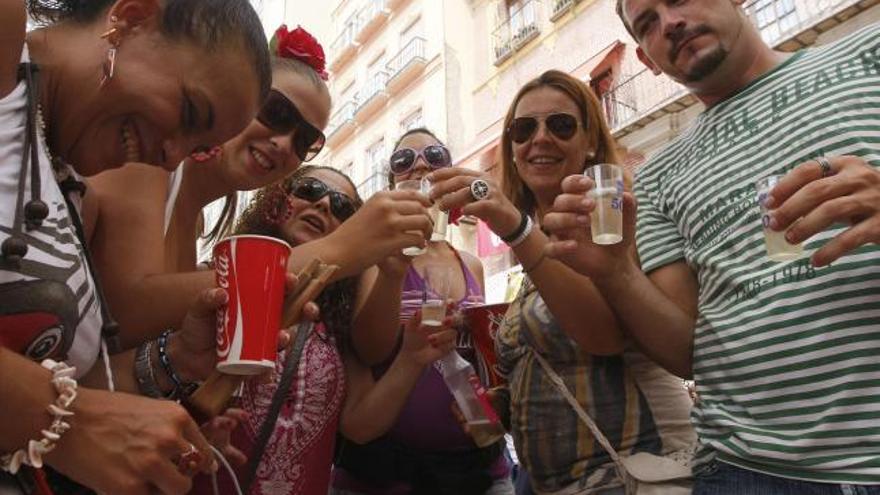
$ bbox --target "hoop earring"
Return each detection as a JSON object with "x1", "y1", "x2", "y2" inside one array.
[{"x1": 99, "y1": 22, "x2": 121, "y2": 87}]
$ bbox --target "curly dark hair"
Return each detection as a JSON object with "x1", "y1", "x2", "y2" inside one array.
[{"x1": 234, "y1": 165, "x2": 362, "y2": 350}]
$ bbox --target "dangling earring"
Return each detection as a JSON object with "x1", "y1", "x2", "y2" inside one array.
[{"x1": 100, "y1": 17, "x2": 121, "y2": 87}]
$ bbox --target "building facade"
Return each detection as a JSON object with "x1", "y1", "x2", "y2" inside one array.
[
  {"x1": 455, "y1": 0, "x2": 879, "y2": 301},
  {"x1": 322, "y1": 0, "x2": 477, "y2": 196},
  {"x1": 316, "y1": 0, "x2": 879, "y2": 302}
]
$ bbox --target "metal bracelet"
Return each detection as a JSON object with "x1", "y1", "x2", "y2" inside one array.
[
  {"x1": 134, "y1": 339, "x2": 164, "y2": 399},
  {"x1": 157, "y1": 330, "x2": 197, "y2": 400}
]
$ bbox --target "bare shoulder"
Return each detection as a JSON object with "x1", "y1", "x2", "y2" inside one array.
[{"x1": 0, "y1": 0, "x2": 26, "y2": 98}]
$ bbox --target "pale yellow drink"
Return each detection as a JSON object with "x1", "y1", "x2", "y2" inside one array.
[
  {"x1": 421, "y1": 299, "x2": 445, "y2": 326},
  {"x1": 588, "y1": 187, "x2": 623, "y2": 245},
  {"x1": 585, "y1": 164, "x2": 625, "y2": 245},
  {"x1": 756, "y1": 175, "x2": 803, "y2": 261},
  {"x1": 466, "y1": 419, "x2": 506, "y2": 448}
]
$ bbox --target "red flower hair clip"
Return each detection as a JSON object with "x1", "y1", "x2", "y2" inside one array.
[{"x1": 271, "y1": 24, "x2": 329, "y2": 81}]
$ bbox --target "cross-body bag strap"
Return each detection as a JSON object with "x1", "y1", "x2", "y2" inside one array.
[
  {"x1": 241, "y1": 320, "x2": 314, "y2": 492},
  {"x1": 529, "y1": 348, "x2": 628, "y2": 480}
]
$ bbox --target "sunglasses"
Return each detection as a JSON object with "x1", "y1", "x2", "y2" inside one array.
[
  {"x1": 256, "y1": 89, "x2": 326, "y2": 162},
  {"x1": 286, "y1": 176, "x2": 359, "y2": 222},
  {"x1": 507, "y1": 113, "x2": 581, "y2": 144},
  {"x1": 389, "y1": 145, "x2": 452, "y2": 175}
]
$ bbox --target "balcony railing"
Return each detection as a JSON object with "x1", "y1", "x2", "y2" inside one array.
[
  {"x1": 492, "y1": 0, "x2": 540, "y2": 66},
  {"x1": 386, "y1": 37, "x2": 427, "y2": 93},
  {"x1": 327, "y1": 100, "x2": 357, "y2": 145},
  {"x1": 602, "y1": 69, "x2": 687, "y2": 131},
  {"x1": 357, "y1": 168, "x2": 387, "y2": 199},
  {"x1": 355, "y1": 0, "x2": 391, "y2": 44},
  {"x1": 607, "y1": 0, "x2": 870, "y2": 137},
  {"x1": 355, "y1": 71, "x2": 389, "y2": 121},
  {"x1": 550, "y1": 0, "x2": 579, "y2": 21},
  {"x1": 329, "y1": 21, "x2": 360, "y2": 72}
]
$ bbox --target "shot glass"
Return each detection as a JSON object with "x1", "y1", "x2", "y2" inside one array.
[
  {"x1": 756, "y1": 175, "x2": 803, "y2": 261},
  {"x1": 420, "y1": 298, "x2": 446, "y2": 326},
  {"x1": 395, "y1": 179, "x2": 429, "y2": 256},
  {"x1": 585, "y1": 164, "x2": 624, "y2": 245}
]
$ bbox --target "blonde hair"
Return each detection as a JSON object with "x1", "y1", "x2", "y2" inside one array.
[{"x1": 499, "y1": 70, "x2": 621, "y2": 213}]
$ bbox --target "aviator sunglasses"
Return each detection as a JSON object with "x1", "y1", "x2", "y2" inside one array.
[
  {"x1": 257, "y1": 89, "x2": 326, "y2": 162},
  {"x1": 389, "y1": 145, "x2": 452, "y2": 175},
  {"x1": 507, "y1": 113, "x2": 582, "y2": 144},
  {"x1": 286, "y1": 176, "x2": 359, "y2": 222}
]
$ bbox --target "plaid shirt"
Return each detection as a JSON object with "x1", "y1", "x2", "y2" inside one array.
[{"x1": 496, "y1": 277, "x2": 695, "y2": 493}]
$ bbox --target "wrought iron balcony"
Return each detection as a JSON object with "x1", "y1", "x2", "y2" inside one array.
[
  {"x1": 355, "y1": 71, "x2": 390, "y2": 122},
  {"x1": 492, "y1": 0, "x2": 540, "y2": 66},
  {"x1": 329, "y1": 21, "x2": 360, "y2": 73},
  {"x1": 386, "y1": 37, "x2": 427, "y2": 94},
  {"x1": 327, "y1": 99, "x2": 358, "y2": 146},
  {"x1": 357, "y1": 168, "x2": 387, "y2": 200},
  {"x1": 550, "y1": 0, "x2": 580, "y2": 21},
  {"x1": 355, "y1": 0, "x2": 391, "y2": 44}
]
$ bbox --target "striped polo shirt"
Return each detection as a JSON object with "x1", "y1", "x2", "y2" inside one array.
[{"x1": 634, "y1": 23, "x2": 880, "y2": 483}]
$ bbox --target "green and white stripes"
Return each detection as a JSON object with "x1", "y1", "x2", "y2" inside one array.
[{"x1": 634, "y1": 23, "x2": 880, "y2": 483}]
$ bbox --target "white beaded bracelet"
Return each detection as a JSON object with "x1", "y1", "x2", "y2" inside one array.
[{"x1": 0, "y1": 359, "x2": 77, "y2": 474}]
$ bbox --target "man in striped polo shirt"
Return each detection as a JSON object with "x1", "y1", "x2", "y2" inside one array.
[{"x1": 542, "y1": 0, "x2": 880, "y2": 493}]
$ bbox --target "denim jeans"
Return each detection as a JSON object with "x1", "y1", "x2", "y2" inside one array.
[{"x1": 694, "y1": 461, "x2": 880, "y2": 495}]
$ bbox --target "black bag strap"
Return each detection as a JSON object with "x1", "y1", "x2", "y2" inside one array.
[{"x1": 240, "y1": 321, "x2": 314, "y2": 492}]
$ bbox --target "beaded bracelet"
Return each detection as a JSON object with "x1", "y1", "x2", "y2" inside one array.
[
  {"x1": 157, "y1": 330, "x2": 198, "y2": 400},
  {"x1": 1, "y1": 359, "x2": 77, "y2": 474}
]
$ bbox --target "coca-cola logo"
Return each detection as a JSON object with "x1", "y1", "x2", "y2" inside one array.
[{"x1": 215, "y1": 250, "x2": 232, "y2": 357}]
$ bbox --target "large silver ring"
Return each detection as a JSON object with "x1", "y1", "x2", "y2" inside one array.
[
  {"x1": 816, "y1": 157, "x2": 834, "y2": 178},
  {"x1": 470, "y1": 179, "x2": 490, "y2": 201}
]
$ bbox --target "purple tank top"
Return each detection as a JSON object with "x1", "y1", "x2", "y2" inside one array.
[{"x1": 380, "y1": 251, "x2": 484, "y2": 450}]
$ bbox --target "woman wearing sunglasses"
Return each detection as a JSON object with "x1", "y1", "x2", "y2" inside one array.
[
  {"x1": 191, "y1": 165, "x2": 459, "y2": 495},
  {"x1": 87, "y1": 25, "x2": 433, "y2": 358},
  {"x1": 330, "y1": 128, "x2": 514, "y2": 495},
  {"x1": 85, "y1": 26, "x2": 336, "y2": 350},
  {"x1": 428, "y1": 71, "x2": 694, "y2": 495}
]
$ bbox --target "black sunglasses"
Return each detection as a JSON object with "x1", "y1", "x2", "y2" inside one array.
[
  {"x1": 507, "y1": 113, "x2": 581, "y2": 144},
  {"x1": 389, "y1": 145, "x2": 452, "y2": 175},
  {"x1": 286, "y1": 176, "x2": 359, "y2": 222},
  {"x1": 257, "y1": 89, "x2": 326, "y2": 162}
]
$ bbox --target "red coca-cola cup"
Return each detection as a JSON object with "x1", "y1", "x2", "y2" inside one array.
[
  {"x1": 213, "y1": 235, "x2": 291, "y2": 375},
  {"x1": 463, "y1": 302, "x2": 510, "y2": 387}
]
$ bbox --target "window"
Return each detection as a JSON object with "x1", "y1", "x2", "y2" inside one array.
[
  {"x1": 506, "y1": 0, "x2": 536, "y2": 35},
  {"x1": 749, "y1": 0, "x2": 798, "y2": 45},
  {"x1": 400, "y1": 108, "x2": 424, "y2": 133}
]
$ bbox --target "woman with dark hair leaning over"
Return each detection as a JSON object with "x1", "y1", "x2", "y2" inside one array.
[
  {"x1": 428, "y1": 70, "x2": 695, "y2": 495},
  {"x1": 0, "y1": 0, "x2": 272, "y2": 493}
]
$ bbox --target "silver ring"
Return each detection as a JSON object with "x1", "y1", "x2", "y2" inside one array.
[
  {"x1": 470, "y1": 179, "x2": 490, "y2": 201},
  {"x1": 816, "y1": 157, "x2": 834, "y2": 178}
]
